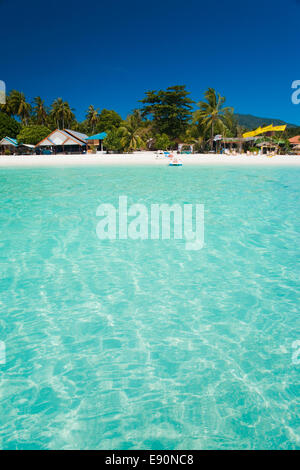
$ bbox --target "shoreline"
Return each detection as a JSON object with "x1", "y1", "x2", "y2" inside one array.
[{"x1": 1, "y1": 151, "x2": 300, "y2": 168}]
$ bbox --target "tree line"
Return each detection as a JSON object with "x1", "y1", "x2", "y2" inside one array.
[{"x1": 0, "y1": 86, "x2": 296, "y2": 152}]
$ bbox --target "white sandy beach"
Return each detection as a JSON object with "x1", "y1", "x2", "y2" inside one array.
[{"x1": 0, "y1": 151, "x2": 300, "y2": 167}]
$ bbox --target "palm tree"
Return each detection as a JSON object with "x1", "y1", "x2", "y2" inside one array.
[
  {"x1": 194, "y1": 88, "x2": 233, "y2": 150},
  {"x1": 6, "y1": 90, "x2": 32, "y2": 124},
  {"x1": 51, "y1": 98, "x2": 75, "y2": 129},
  {"x1": 221, "y1": 109, "x2": 238, "y2": 137},
  {"x1": 128, "y1": 109, "x2": 143, "y2": 128},
  {"x1": 33, "y1": 96, "x2": 48, "y2": 125},
  {"x1": 119, "y1": 115, "x2": 144, "y2": 152},
  {"x1": 0, "y1": 90, "x2": 13, "y2": 116},
  {"x1": 18, "y1": 100, "x2": 32, "y2": 125},
  {"x1": 86, "y1": 105, "x2": 99, "y2": 133},
  {"x1": 183, "y1": 126, "x2": 206, "y2": 153}
]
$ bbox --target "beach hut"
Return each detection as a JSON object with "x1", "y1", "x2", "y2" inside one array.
[
  {"x1": 86, "y1": 132, "x2": 107, "y2": 153},
  {"x1": 19, "y1": 144, "x2": 36, "y2": 155},
  {"x1": 289, "y1": 136, "x2": 300, "y2": 154},
  {"x1": 221, "y1": 137, "x2": 258, "y2": 153},
  {"x1": 292, "y1": 144, "x2": 300, "y2": 155},
  {"x1": 177, "y1": 143, "x2": 194, "y2": 154},
  {"x1": 257, "y1": 141, "x2": 279, "y2": 155},
  {"x1": 288, "y1": 136, "x2": 300, "y2": 145},
  {"x1": 221, "y1": 137, "x2": 242, "y2": 153},
  {"x1": 0, "y1": 137, "x2": 37, "y2": 155},
  {"x1": 0, "y1": 136, "x2": 18, "y2": 154},
  {"x1": 35, "y1": 129, "x2": 88, "y2": 154}
]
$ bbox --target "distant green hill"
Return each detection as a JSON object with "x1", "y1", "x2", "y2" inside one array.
[{"x1": 234, "y1": 113, "x2": 299, "y2": 129}]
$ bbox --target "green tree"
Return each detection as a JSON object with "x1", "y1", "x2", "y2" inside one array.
[
  {"x1": 0, "y1": 112, "x2": 22, "y2": 139},
  {"x1": 86, "y1": 105, "x2": 99, "y2": 133},
  {"x1": 221, "y1": 109, "x2": 238, "y2": 137},
  {"x1": 1, "y1": 90, "x2": 18, "y2": 116},
  {"x1": 103, "y1": 128, "x2": 124, "y2": 153},
  {"x1": 194, "y1": 88, "x2": 233, "y2": 150},
  {"x1": 17, "y1": 125, "x2": 51, "y2": 145},
  {"x1": 70, "y1": 120, "x2": 90, "y2": 134},
  {"x1": 155, "y1": 133, "x2": 171, "y2": 150},
  {"x1": 96, "y1": 109, "x2": 122, "y2": 132},
  {"x1": 33, "y1": 97, "x2": 48, "y2": 125},
  {"x1": 1, "y1": 94, "x2": 13, "y2": 116},
  {"x1": 118, "y1": 114, "x2": 145, "y2": 152},
  {"x1": 4, "y1": 90, "x2": 32, "y2": 124},
  {"x1": 50, "y1": 98, "x2": 75, "y2": 129},
  {"x1": 284, "y1": 127, "x2": 300, "y2": 138},
  {"x1": 182, "y1": 126, "x2": 206, "y2": 153},
  {"x1": 127, "y1": 109, "x2": 144, "y2": 128},
  {"x1": 140, "y1": 85, "x2": 194, "y2": 139}
]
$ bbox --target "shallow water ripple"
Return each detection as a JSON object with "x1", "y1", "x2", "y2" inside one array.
[{"x1": 0, "y1": 166, "x2": 299, "y2": 449}]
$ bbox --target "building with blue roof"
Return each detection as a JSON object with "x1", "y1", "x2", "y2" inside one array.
[
  {"x1": 86, "y1": 132, "x2": 107, "y2": 152},
  {"x1": 0, "y1": 136, "x2": 36, "y2": 155},
  {"x1": 1, "y1": 136, "x2": 18, "y2": 146},
  {"x1": 0, "y1": 136, "x2": 18, "y2": 154}
]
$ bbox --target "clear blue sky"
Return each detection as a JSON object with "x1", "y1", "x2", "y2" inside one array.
[{"x1": 1, "y1": 0, "x2": 300, "y2": 124}]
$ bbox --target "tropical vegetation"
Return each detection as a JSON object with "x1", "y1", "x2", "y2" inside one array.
[
  {"x1": 0, "y1": 112, "x2": 21, "y2": 139},
  {"x1": 17, "y1": 125, "x2": 51, "y2": 146},
  {"x1": 1, "y1": 85, "x2": 299, "y2": 151}
]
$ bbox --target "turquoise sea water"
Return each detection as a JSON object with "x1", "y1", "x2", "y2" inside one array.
[{"x1": 0, "y1": 165, "x2": 299, "y2": 450}]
